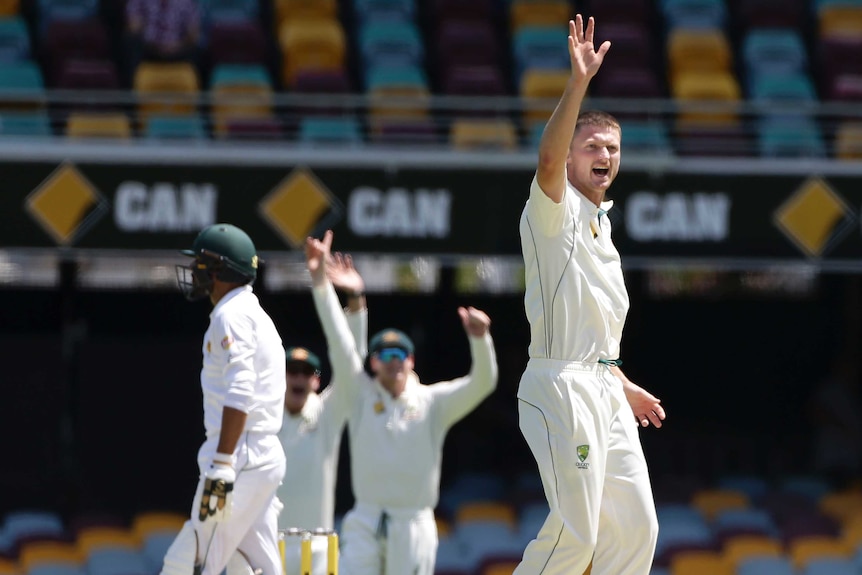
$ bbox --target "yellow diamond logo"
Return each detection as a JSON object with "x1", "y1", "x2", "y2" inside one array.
[
  {"x1": 258, "y1": 168, "x2": 343, "y2": 248},
  {"x1": 25, "y1": 162, "x2": 107, "y2": 245},
  {"x1": 774, "y1": 177, "x2": 854, "y2": 257}
]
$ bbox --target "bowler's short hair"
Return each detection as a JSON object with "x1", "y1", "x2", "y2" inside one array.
[{"x1": 574, "y1": 110, "x2": 621, "y2": 136}]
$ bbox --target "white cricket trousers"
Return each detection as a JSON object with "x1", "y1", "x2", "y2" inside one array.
[
  {"x1": 514, "y1": 359, "x2": 658, "y2": 575},
  {"x1": 339, "y1": 502, "x2": 437, "y2": 575},
  {"x1": 193, "y1": 432, "x2": 287, "y2": 575}
]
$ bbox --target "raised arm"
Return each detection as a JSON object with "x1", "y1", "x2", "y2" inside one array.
[
  {"x1": 306, "y1": 231, "x2": 365, "y2": 392},
  {"x1": 431, "y1": 307, "x2": 498, "y2": 431},
  {"x1": 329, "y1": 251, "x2": 368, "y2": 358},
  {"x1": 536, "y1": 15, "x2": 610, "y2": 202}
]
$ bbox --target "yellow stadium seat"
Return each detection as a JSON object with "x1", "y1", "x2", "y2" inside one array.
[
  {"x1": 278, "y1": 19, "x2": 345, "y2": 88},
  {"x1": 18, "y1": 541, "x2": 82, "y2": 571},
  {"x1": 520, "y1": 69, "x2": 570, "y2": 127},
  {"x1": 133, "y1": 61, "x2": 199, "y2": 123},
  {"x1": 0, "y1": 559, "x2": 18, "y2": 575},
  {"x1": 211, "y1": 86, "x2": 272, "y2": 137},
  {"x1": 818, "y1": 6, "x2": 862, "y2": 37},
  {"x1": 274, "y1": 0, "x2": 337, "y2": 27},
  {"x1": 670, "y1": 550, "x2": 733, "y2": 575},
  {"x1": 0, "y1": 0, "x2": 19, "y2": 16},
  {"x1": 450, "y1": 118, "x2": 518, "y2": 151},
  {"x1": 788, "y1": 535, "x2": 851, "y2": 569},
  {"x1": 835, "y1": 122, "x2": 862, "y2": 160},
  {"x1": 131, "y1": 511, "x2": 187, "y2": 543},
  {"x1": 510, "y1": 0, "x2": 572, "y2": 33},
  {"x1": 673, "y1": 71, "x2": 741, "y2": 124},
  {"x1": 435, "y1": 516, "x2": 451, "y2": 538},
  {"x1": 690, "y1": 489, "x2": 749, "y2": 521},
  {"x1": 76, "y1": 526, "x2": 138, "y2": 556},
  {"x1": 482, "y1": 561, "x2": 520, "y2": 575},
  {"x1": 667, "y1": 29, "x2": 733, "y2": 83},
  {"x1": 368, "y1": 85, "x2": 431, "y2": 127},
  {"x1": 842, "y1": 516, "x2": 862, "y2": 550},
  {"x1": 819, "y1": 490, "x2": 862, "y2": 523},
  {"x1": 455, "y1": 501, "x2": 517, "y2": 528},
  {"x1": 65, "y1": 113, "x2": 132, "y2": 139},
  {"x1": 722, "y1": 535, "x2": 783, "y2": 568}
]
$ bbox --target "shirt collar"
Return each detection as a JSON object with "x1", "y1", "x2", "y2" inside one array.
[
  {"x1": 210, "y1": 284, "x2": 251, "y2": 317},
  {"x1": 568, "y1": 181, "x2": 614, "y2": 217}
]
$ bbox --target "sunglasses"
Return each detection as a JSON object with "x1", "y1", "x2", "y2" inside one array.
[
  {"x1": 287, "y1": 363, "x2": 317, "y2": 376},
  {"x1": 377, "y1": 347, "x2": 408, "y2": 362}
]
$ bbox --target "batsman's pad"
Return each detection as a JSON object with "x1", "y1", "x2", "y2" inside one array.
[
  {"x1": 160, "y1": 520, "x2": 198, "y2": 575},
  {"x1": 226, "y1": 551, "x2": 261, "y2": 575}
]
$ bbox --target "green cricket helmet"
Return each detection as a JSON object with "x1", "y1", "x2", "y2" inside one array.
[{"x1": 176, "y1": 223, "x2": 260, "y2": 301}]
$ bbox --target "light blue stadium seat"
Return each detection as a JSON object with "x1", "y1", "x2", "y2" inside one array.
[
  {"x1": 438, "y1": 472, "x2": 507, "y2": 519},
  {"x1": 434, "y1": 535, "x2": 472, "y2": 573},
  {"x1": 364, "y1": 63, "x2": 428, "y2": 92},
  {"x1": 517, "y1": 501, "x2": 548, "y2": 546},
  {"x1": 1, "y1": 510, "x2": 64, "y2": 542},
  {"x1": 86, "y1": 547, "x2": 151, "y2": 575},
  {"x1": 655, "y1": 504, "x2": 712, "y2": 558},
  {"x1": 801, "y1": 557, "x2": 860, "y2": 575},
  {"x1": 454, "y1": 521, "x2": 522, "y2": 571},
  {"x1": 715, "y1": 475, "x2": 770, "y2": 502},
  {"x1": 0, "y1": 16, "x2": 30, "y2": 62},
  {"x1": 145, "y1": 115, "x2": 206, "y2": 140},
  {"x1": 29, "y1": 565, "x2": 88, "y2": 575},
  {"x1": 621, "y1": 122, "x2": 673, "y2": 155},
  {"x1": 0, "y1": 60, "x2": 44, "y2": 92},
  {"x1": 738, "y1": 556, "x2": 795, "y2": 575},
  {"x1": 202, "y1": 0, "x2": 258, "y2": 22},
  {"x1": 298, "y1": 117, "x2": 363, "y2": 144},
  {"x1": 353, "y1": 0, "x2": 415, "y2": 24},
  {"x1": 142, "y1": 531, "x2": 179, "y2": 572},
  {"x1": 0, "y1": 111, "x2": 51, "y2": 136},
  {"x1": 512, "y1": 26, "x2": 569, "y2": 83},
  {"x1": 209, "y1": 63, "x2": 272, "y2": 89},
  {"x1": 359, "y1": 21, "x2": 424, "y2": 69},
  {"x1": 712, "y1": 508, "x2": 780, "y2": 538},
  {"x1": 742, "y1": 28, "x2": 807, "y2": 81},
  {"x1": 751, "y1": 73, "x2": 817, "y2": 102},
  {"x1": 661, "y1": 0, "x2": 727, "y2": 29},
  {"x1": 778, "y1": 475, "x2": 832, "y2": 501},
  {"x1": 758, "y1": 117, "x2": 826, "y2": 158}
]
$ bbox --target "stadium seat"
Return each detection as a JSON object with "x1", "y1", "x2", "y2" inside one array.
[
  {"x1": 66, "y1": 112, "x2": 132, "y2": 140},
  {"x1": 819, "y1": 491, "x2": 862, "y2": 524},
  {"x1": 278, "y1": 18, "x2": 346, "y2": 88},
  {"x1": 141, "y1": 530, "x2": 178, "y2": 572},
  {"x1": 715, "y1": 475, "x2": 770, "y2": 503},
  {"x1": 455, "y1": 502, "x2": 517, "y2": 529},
  {"x1": 431, "y1": 0, "x2": 493, "y2": 23},
  {"x1": 667, "y1": 29, "x2": 733, "y2": 82},
  {"x1": 144, "y1": 114, "x2": 207, "y2": 140},
  {"x1": 481, "y1": 560, "x2": 522, "y2": 575},
  {"x1": 368, "y1": 118, "x2": 439, "y2": 145},
  {"x1": 453, "y1": 520, "x2": 523, "y2": 570},
  {"x1": 519, "y1": 69, "x2": 569, "y2": 127},
  {"x1": 750, "y1": 73, "x2": 817, "y2": 102},
  {"x1": 28, "y1": 566, "x2": 87, "y2": 575},
  {"x1": 661, "y1": 0, "x2": 727, "y2": 29},
  {"x1": 722, "y1": 534, "x2": 783, "y2": 569},
  {"x1": 435, "y1": 535, "x2": 472, "y2": 573},
  {"x1": 133, "y1": 61, "x2": 199, "y2": 123},
  {"x1": 673, "y1": 120, "x2": 750, "y2": 157},
  {"x1": 208, "y1": 20, "x2": 267, "y2": 65},
  {"x1": 359, "y1": 21, "x2": 424, "y2": 69},
  {"x1": 367, "y1": 65, "x2": 430, "y2": 122},
  {"x1": 37, "y1": 0, "x2": 98, "y2": 34},
  {"x1": 203, "y1": 0, "x2": 258, "y2": 23},
  {"x1": 758, "y1": 117, "x2": 826, "y2": 158},
  {"x1": 620, "y1": 122, "x2": 673, "y2": 155},
  {"x1": 801, "y1": 557, "x2": 860, "y2": 575},
  {"x1": 673, "y1": 72, "x2": 741, "y2": 124},
  {"x1": 275, "y1": 0, "x2": 338, "y2": 27},
  {"x1": 598, "y1": 22, "x2": 655, "y2": 69},
  {"x1": 0, "y1": 61, "x2": 45, "y2": 109},
  {"x1": 834, "y1": 122, "x2": 862, "y2": 159},
  {"x1": 450, "y1": 118, "x2": 518, "y2": 151},
  {"x1": 818, "y1": 5, "x2": 862, "y2": 37},
  {"x1": 777, "y1": 476, "x2": 832, "y2": 502},
  {"x1": 788, "y1": 535, "x2": 852, "y2": 569},
  {"x1": 86, "y1": 547, "x2": 150, "y2": 575},
  {"x1": 592, "y1": 67, "x2": 664, "y2": 99},
  {"x1": 0, "y1": 111, "x2": 51, "y2": 136},
  {"x1": 585, "y1": 0, "x2": 651, "y2": 26},
  {"x1": 293, "y1": 69, "x2": 351, "y2": 94},
  {"x1": 17, "y1": 540, "x2": 81, "y2": 571},
  {"x1": 298, "y1": 116, "x2": 363, "y2": 144},
  {"x1": 829, "y1": 73, "x2": 862, "y2": 101},
  {"x1": 510, "y1": 0, "x2": 572, "y2": 33},
  {"x1": 1, "y1": 511, "x2": 64, "y2": 542},
  {"x1": 0, "y1": 0, "x2": 19, "y2": 17},
  {"x1": 210, "y1": 65, "x2": 272, "y2": 137},
  {"x1": 75, "y1": 526, "x2": 138, "y2": 556},
  {"x1": 512, "y1": 26, "x2": 568, "y2": 83},
  {"x1": 713, "y1": 508, "x2": 780, "y2": 541},
  {"x1": 669, "y1": 550, "x2": 733, "y2": 575},
  {"x1": 220, "y1": 116, "x2": 283, "y2": 140},
  {"x1": 55, "y1": 59, "x2": 120, "y2": 92},
  {"x1": 365, "y1": 63, "x2": 428, "y2": 92},
  {"x1": 737, "y1": 555, "x2": 795, "y2": 575},
  {"x1": 731, "y1": 0, "x2": 804, "y2": 29},
  {"x1": 40, "y1": 18, "x2": 110, "y2": 85},
  {"x1": 441, "y1": 65, "x2": 507, "y2": 97},
  {"x1": 435, "y1": 19, "x2": 501, "y2": 72},
  {"x1": 352, "y1": 0, "x2": 415, "y2": 24},
  {"x1": 130, "y1": 511, "x2": 186, "y2": 544},
  {"x1": 0, "y1": 16, "x2": 28, "y2": 62},
  {"x1": 742, "y1": 28, "x2": 808, "y2": 85}
]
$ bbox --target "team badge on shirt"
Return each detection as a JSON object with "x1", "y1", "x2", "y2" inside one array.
[
  {"x1": 576, "y1": 444, "x2": 590, "y2": 469},
  {"x1": 221, "y1": 336, "x2": 233, "y2": 350},
  {"x1": 207, "y1": 341, "x2": 211, "y2": 353}
]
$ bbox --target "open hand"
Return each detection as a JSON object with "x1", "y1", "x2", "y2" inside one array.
[
  {"x1": 569, "y1": 15, "x2": 611, "y2": 82},
  {"x1": 304, "y1": 230, "x2": 333, "y2": 285}
]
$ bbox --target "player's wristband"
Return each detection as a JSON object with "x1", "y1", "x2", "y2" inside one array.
[{"x1": 212, "y1": 452, "x2": 233, "y2": 466}]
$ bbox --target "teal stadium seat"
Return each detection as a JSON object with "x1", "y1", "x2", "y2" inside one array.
[
  {"x1": 512, "y1": 26, "x2": 569, "y2": 84},
  {"x1": 0, "y1": 16, "x2": 30, "y2": 62},
  {"x1": 622, "y1": 122, "x2": 674, "y2": 155},
  {"x1": 299, "y1": 117, "x2": 363, "y2": 144},
  {"x1": 209, "y1": 63, "x2": 272, "y2": 90},
  {"x1": 359, "y1": 21, "x2": 424, "y2": 68},
  {"x1": 0, "y1": 111, "x2": 51, "y2": 136},
  {"x1": 742, "y1": 29, "x2": 807, "y2": 80},
  {"x1": 815, "y1": 0, "x2": 862, "y2": 10},
  {"x1": 661, "y1": 0, "x2": 727, "y2": 29},
  {"x1": 145, "y1": 115, "x2": 206, "y2": 140},
  {"x1": 353, "y1": 0, "x2": 416, "y2": 24},
  {"x1": 758, "y1": 117, "x2": 826, "y2": 158},
  {"x1": 201, "y1": 0, "x2": 258, "y2": 21},
  {"x1": 364, "y1": 63, "x2": 428, "y2": 91},
  {"x1": 751, "y1": 73, "x2": 817, "y2": 102},
  {"x1": 0, "y1": 60, "x2": 45, "y2": 91}
]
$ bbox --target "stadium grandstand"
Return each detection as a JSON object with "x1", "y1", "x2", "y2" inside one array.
[{"x1": 2, "y1": 0, "x2": 862, "y2": 574}]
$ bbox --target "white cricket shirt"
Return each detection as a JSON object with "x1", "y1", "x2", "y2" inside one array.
[
  {"x1": 200, "y1": 285, "x2": 286, "y2": 437},
  {"x1": 312, "y1": 281, "x2": 498, "y2": 511},
  {"x1": 520, "y1": 174, "x2": 630, "y2": 362},
  {"x1": 276, "y1": 310, "x2": 367, "y2": 531}
]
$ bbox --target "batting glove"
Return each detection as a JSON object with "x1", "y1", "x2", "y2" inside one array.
[{"x1": 198, "y1": 453, "x2": 235, "y2": 523}]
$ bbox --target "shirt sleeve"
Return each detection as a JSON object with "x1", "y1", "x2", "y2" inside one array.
[
  {"x1": 430, "y1": 332, "x2": 498, "y2": 431},
  {"x1": 217, "y1": 311, "x2": 257, "y2": 414},
  {"x1": 312, "y1": 281, "x2": 365, "y2": 404},
  {"x1": 346, "y1": 307, "x2": 368, "y2": 359},
  {"x1": 527, "y1": 172, "x2": 568, "y2": 237}
]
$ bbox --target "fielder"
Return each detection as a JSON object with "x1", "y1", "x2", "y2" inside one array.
[
  {"x1": 515, "y1": 16, "x2": 665, "y2": 575},
  {"x1": 305, "y1": 230, "x2": 498, "y2": 575},
  {"x1": 277, "y1": 253, "x2": 368, "y2": 575},
  {"x1": 163, "y1": 223, "x2": 286, "y2": 575}
]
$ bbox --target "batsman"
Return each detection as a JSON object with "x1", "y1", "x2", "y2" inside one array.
[{"x1": 162, "y1": 223, "x2": 287, "y2": 575}]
